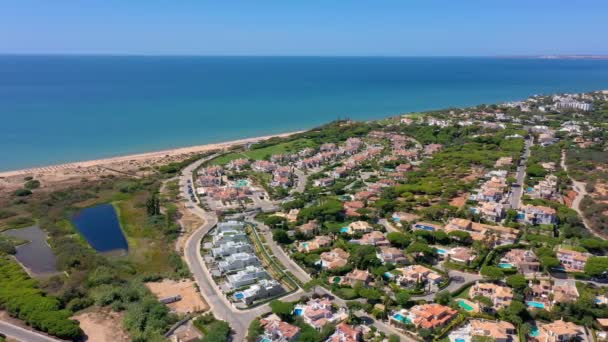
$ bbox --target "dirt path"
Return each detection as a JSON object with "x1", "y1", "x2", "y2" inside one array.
[{"x1": 561, "y1": 150, "x2": 605, "y2": 238}]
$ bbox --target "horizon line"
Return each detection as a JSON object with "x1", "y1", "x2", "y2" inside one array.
[{"x1": 1, "y1": 52, "x2": 608, "y2": 59}]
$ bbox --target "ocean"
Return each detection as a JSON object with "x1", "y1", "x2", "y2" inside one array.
[{"x1": 1, "y1": 56, "x2": 608, "y2": 171}]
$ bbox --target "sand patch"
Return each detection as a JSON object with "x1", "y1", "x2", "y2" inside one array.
[
  {"x1": 449, "y1": 193, "x2": 468, "y2": 208},
  {"x1": 594, "y1": 182, "x2": 608, "y2": 197},
  {"x1": 0, "y1": 130, "x2": 302, "y2": 197},
  {"x1": 462, "y1": 167, "x2": 486, "y2": 182},
  {"x1": 564, "y1": 190, "x2": 577, "y2": 208},
  {"x1": 73, "y1": 308, "x2": 130, "y2": 342},
  {"x1": 146, "y1": 279, "x2": 208, "y2": 314}
]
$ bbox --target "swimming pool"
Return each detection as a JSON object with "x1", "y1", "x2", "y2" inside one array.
[
  {"x1": 340, "y1": 227, "x2": 349, "y2": 233},
  {"x1": 530, "y1": 326, "x2": 540, "y2": 337},
  {"x1": 392, "y1": 313, "x2": 411, "y2": 323},
  {"x1": 384, "y1": 271, "x2": 394, "y2": 279},
  {"x1": 436, "y1": 248, "x2": 448, "y2": 255},
  {"x1": 527, "y1": 301, "x2": 545, "y2": 309},
  {"x1": 302, "y1": 242, "x2": 309, "y2": 249},
  {"x1": 414, "y1": 224, "x2": 436, "y2": 231},
  {"x1": 234, "y1": 292, "x2": 244, "y2": 299},
  {"x1": 235, "y1": 179, "x2": 250, "y2": 188},
  {"x1": 392, "y1": 217, "x2": 401, "y2": 222},
  {"x1": 294, "y1": 308, "x2": 303, "y2": 316},
  {"x1": 455, "y1": 339, "x2": 466, "y2": 342},
  {"x1": 458, "y1": 300, "x2": 474, "y2": 312},
  {"x1": 498, "y1": 263, "x2": 514, "y2": 269}
]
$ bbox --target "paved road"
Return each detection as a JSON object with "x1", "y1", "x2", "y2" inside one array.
[
  {"x1": 248, "y1": 217, "x2": 312, "y2": 283},
  {"x1": 560, "y1": 150, "x2": 605, "y2": 238},
  {"x1": 292, "y1": 168, "x2": 308, "y2": 194},
  {"x1": 0, "y1": 321, "x2": 62, "y2": 342},
  {"x1": 509, "y1": 137, "x2": 533, "y2": 210},
  {"x1": 379, "y1": 219, "x2": 400, "y2": 233},
  {"x1": 181, "y1": 156, "x2": 267, "y2": 341}
]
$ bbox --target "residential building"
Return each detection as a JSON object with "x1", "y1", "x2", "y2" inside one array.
[
  {"x1": 314, "y1": 177, "x2": 335, "y2": 187},
  {"x1": 445, "y1": 218, "x2": 518, "y2": 246},
  {"x1": 259, "y1": 314, "x2": 300, "y2": 342},
  {"x1": 216, "y1": 220, "x2": 245, "y2": 232},
  {"x1": 469, "y1": 282, "x2": 513, "y2": 310},
  {"x1": 212, "y1": 229, "x2": 248, "y2": 245},
  {"x1": 297, "y1": 221, "x2": 318, "y2": 237},
  {"x1": 341, "y1": 269, "x2": 371, "y2": 287},
  {"x1": 447, "y1": 247, "x2": 475, "y2": 264},
  {"x1": 478, "y1": 202, "x2": 504, "y2": 222},
  {"x1": 470, "y1": 319, "x2": 517, "y2": 342},
  {"x1": 377, "y1": 246, "x2": 408, "y2": 265},
  {"x1": 252, "y1": 160, "x2": 278, "y2": 173},
  {"x1": 297, "y1": 235, "x2": 332, "y2": 253},
  {"x1": 391, "y1": 304, "x2": 457, "y2": 330},
  {"x1": 347, "y1": 221, "x2": 373, "y2": 234},
  {"x1": 218, "y1": 252, "x2": 260, "y2": 273},
  {"x1": 294, "y1": 298, "x2": 348, "y2": 330},
  {"x1": 327, "y1": 323, "x2": 362, "y2": 342},
  {"x1": 319, "y1": 248, "x2": 350, "y2": 270},
  {"x1": 353, "y1": 231, "x2": 389, "y2": 246},
  {"x1": 396, "y1": 265, "x2": 443, "y2": 287},
  {"x1": 211, "y1": 240, "x2": 252, "y2": 258},
  {"x1": 533, "y1": 320, "x2": 585, "y2": 342},
  {"x1": 234, "y1": 279, "x2": 282, "y2": 305},
  {"x1": 501, "y1": 249, "x2": 540, "y2": 274},
  {"x1": 226, "y1": 266, "x2": 268, "y2": 289},
  {"x1": 555, "y1": 99, "x2": 593, "y2": 111},
  {"x1": 556, "y1": 248, "x2": 591, "y2": 272}
]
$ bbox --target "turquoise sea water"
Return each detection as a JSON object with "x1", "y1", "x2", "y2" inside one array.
[{"x1": 2, "y1": 56, "x2": 608, "y2": 171}]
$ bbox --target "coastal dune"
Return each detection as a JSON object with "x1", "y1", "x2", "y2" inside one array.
[{"x1": 0, "y1": 131, "x2": 302, "y2": 192}]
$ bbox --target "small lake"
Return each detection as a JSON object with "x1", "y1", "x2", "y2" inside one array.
[
  {"x1": 71, "y1": 204, "x2": 129, "y2": 254},
  {"x1": 2, "y1": 225, "x2": 60, "y2": 277}
]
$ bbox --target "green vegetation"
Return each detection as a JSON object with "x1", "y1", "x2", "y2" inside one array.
[
  {"x1": 193, "y1": 313, "x2": 231, "y2": 342},
  {"x1": 211, "y1": 138, "x2": 318, "y2": 165},
  {"x1": 0, "y1": 258, "x2": 82, "y2": 340}
]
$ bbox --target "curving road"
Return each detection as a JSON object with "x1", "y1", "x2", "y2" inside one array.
[
  {"x1": 0, "y1": 321, "x2": 63, "y2": 342},
  {"x1": 180, "y1": 156, "x2": 310, "y2": 341}
]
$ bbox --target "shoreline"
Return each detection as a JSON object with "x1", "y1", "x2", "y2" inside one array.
[{"x1": 0, "y1": 130, "x2": 304, "y2": 178}]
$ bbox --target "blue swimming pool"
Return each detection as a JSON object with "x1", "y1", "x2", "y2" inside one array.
[
  {"x1": 234, "y1": 292, "x2": 244, "y2": 299},
  {"x1": 530, "y1": 326, "x2": 540, "y2": 337},
  {"x1": 392, "y1": 217, "x2": 400, "y2": 222},
  {"x1": 456, "y1": 339, "x2": 466, "y2": 342},
  {"x1": 294, "y1": 308, "x2": 303, "y2": 316},
  {"x1": 516, "y1": 213, "x2": 525, "y2": 220},
  {"x1": 414, "y1": 224, "x2": 435, "y2": 231},
  {"x1": 384, "y1": 271, "x2": 394, "y2": 279},
  {"x1": 527, "y1": 301, "x2": 545, "y2": 309},
  {"x1": 340, "y1": 227, "x2": 349, "y2": 233},
  {"x1": 392, "y1": 313, "x2": 411, "y2": 323},
  {"x1": 498, "y1": 263, "x2": 514, "y2": 269},
  {"x1": 436, "y1": 248, "x2": 447, "y2": 255}
]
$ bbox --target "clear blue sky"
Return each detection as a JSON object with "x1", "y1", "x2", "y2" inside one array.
[{"x1": 2, "y1": 0, "x2": 607, "y2": 56}]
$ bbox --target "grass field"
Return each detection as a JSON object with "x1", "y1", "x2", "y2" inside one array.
[
  {"x1": 114, "y1": 194, "x2": 176, "y2": 276},
  {"x1": 210, "y1": 138, "x2": 317, "y2": 165}
]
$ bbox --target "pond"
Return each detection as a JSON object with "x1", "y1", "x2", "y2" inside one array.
[
  {"x1": 72, "y1": 204, "x2": 128, "y2": 254},
  {"x1": 2, "y1": 225, "x2": 60, "y2": 277}
]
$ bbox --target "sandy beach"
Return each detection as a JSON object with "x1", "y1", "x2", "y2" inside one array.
[{"x1": 0, "y1": 131, "x2": 303, "y2": 193}]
